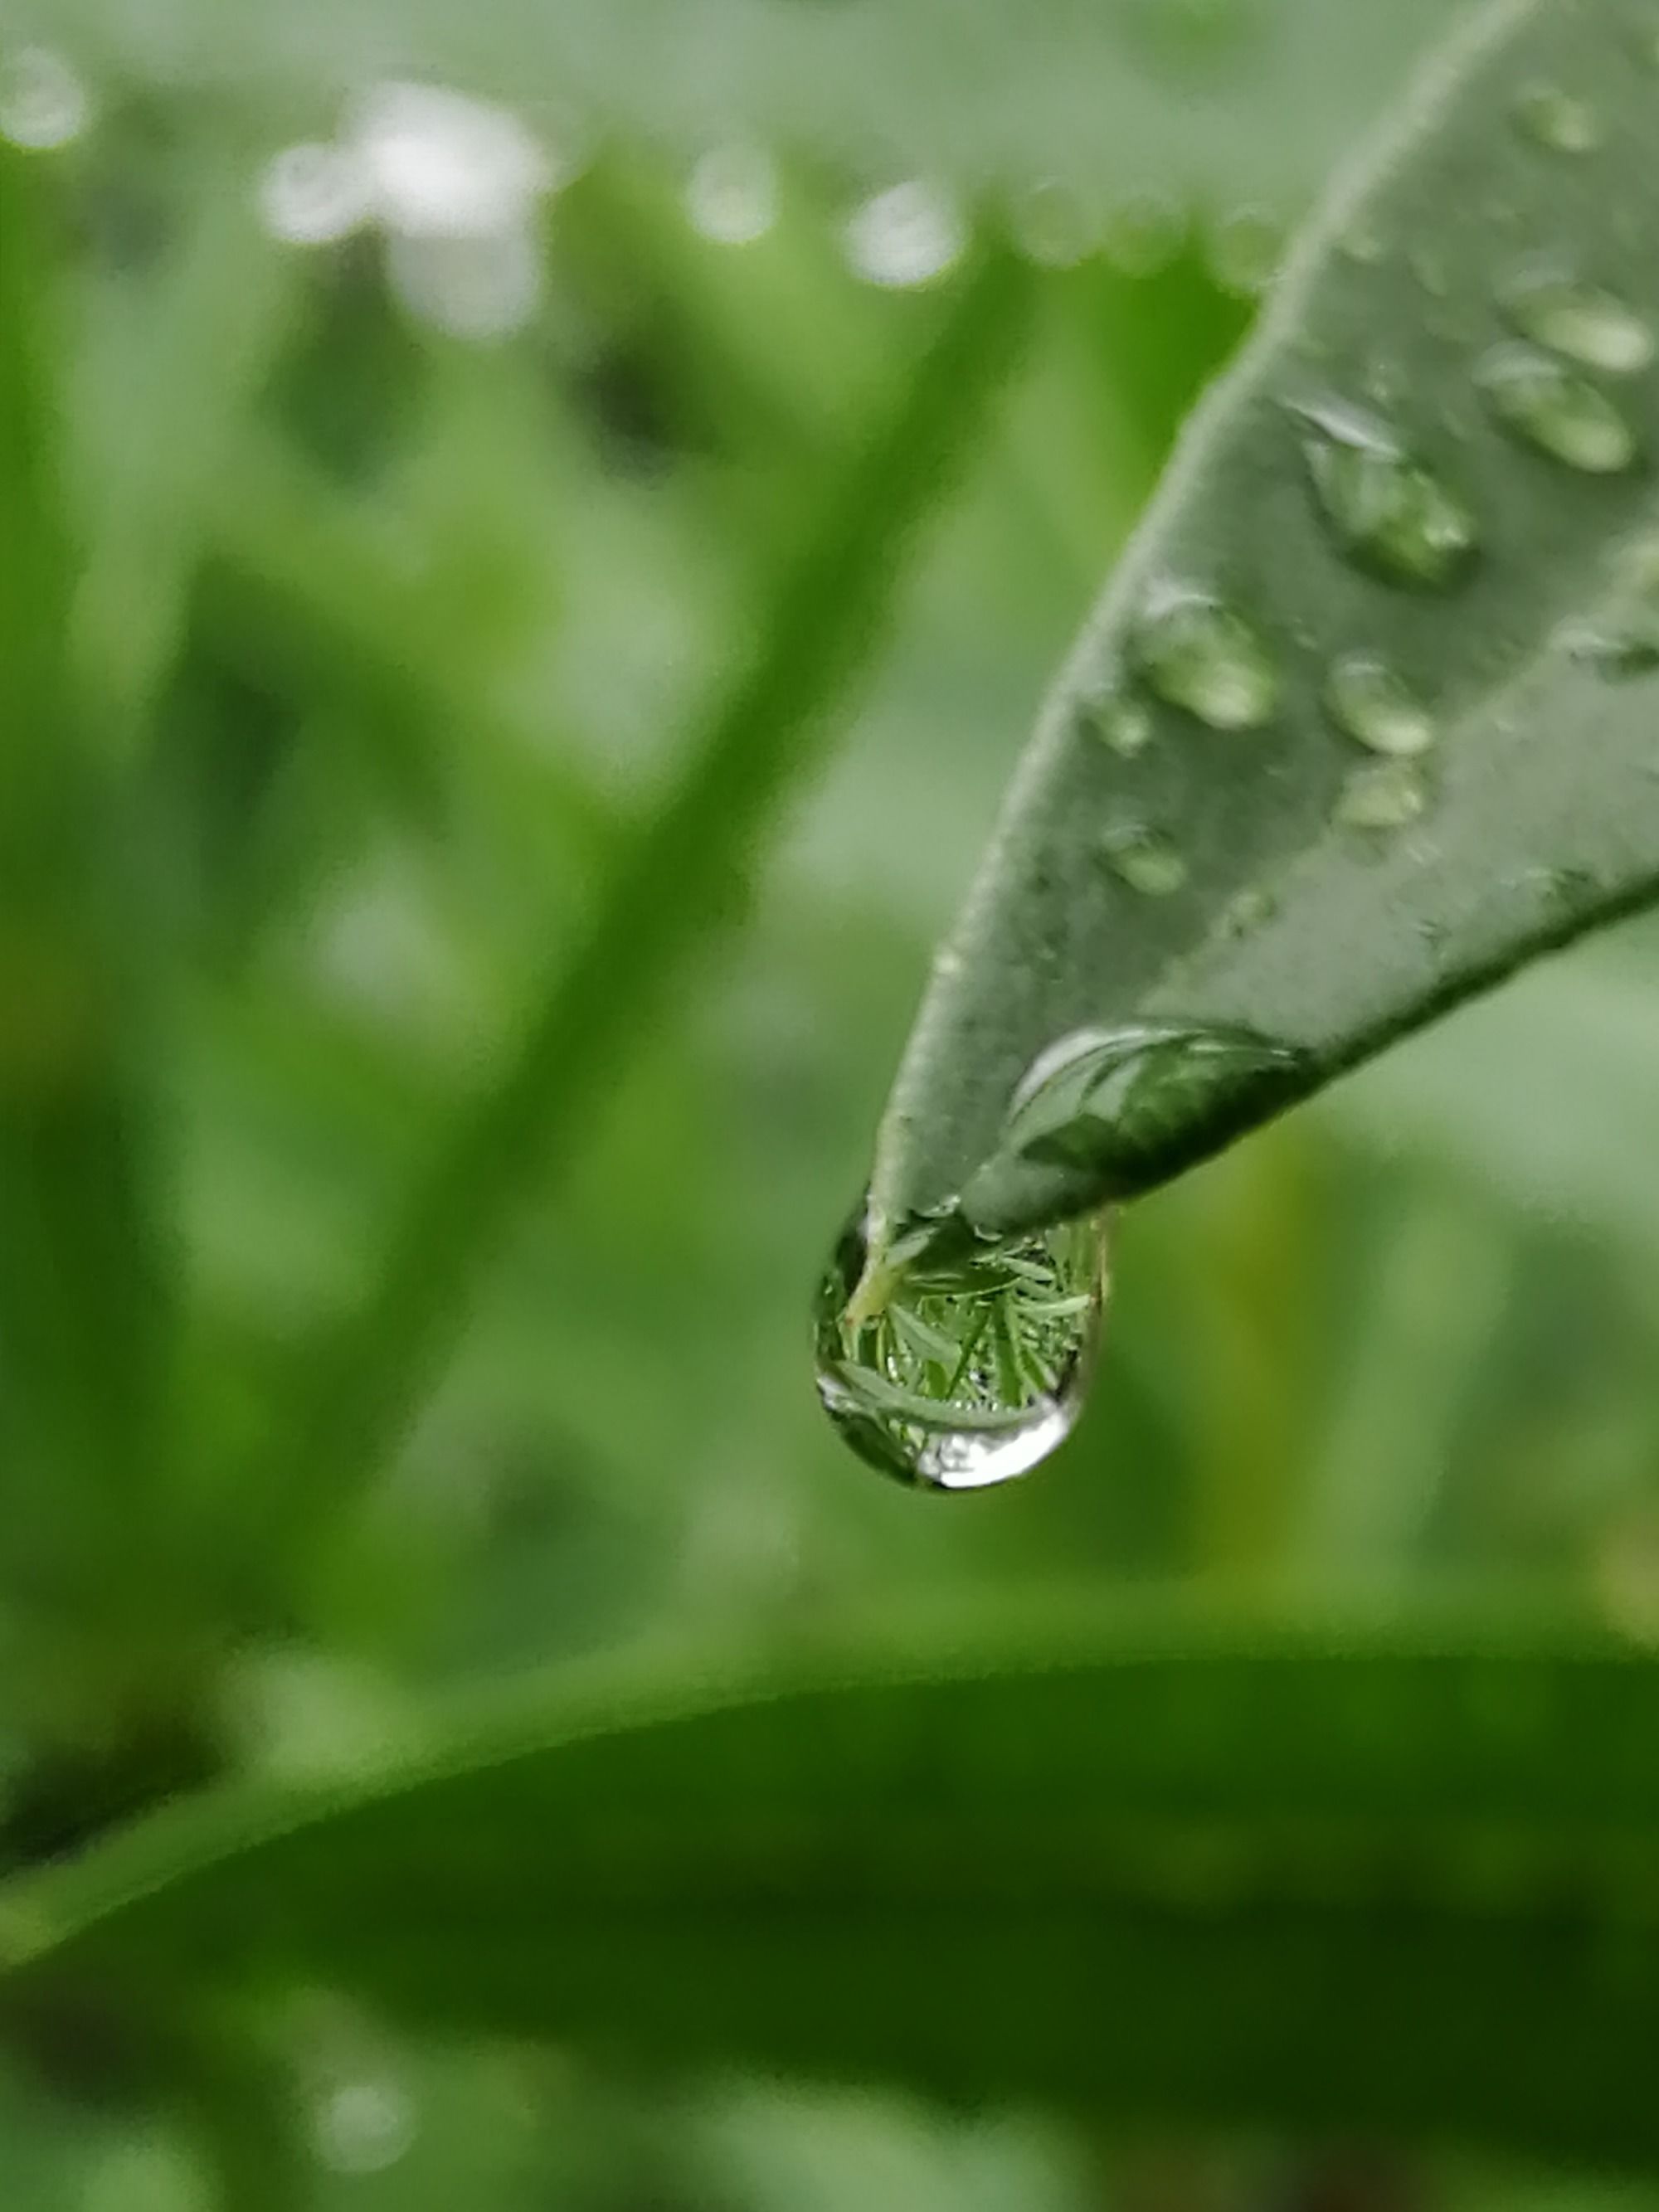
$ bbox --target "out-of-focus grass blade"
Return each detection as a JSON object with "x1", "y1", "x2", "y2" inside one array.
[
  {"x1": 273, "y1": 246, "x2": 1035, "y2": 1515},
  {"x1": 15, "y1": 1612, "x2": 1659, "y2": 2166}
]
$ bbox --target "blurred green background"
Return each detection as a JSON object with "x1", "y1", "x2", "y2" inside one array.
[{"x1": 5, "y1": 7, "x2": 1659, "y2": 2205}]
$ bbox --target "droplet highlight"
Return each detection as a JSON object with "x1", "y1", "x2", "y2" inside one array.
[
  {"x1": 1325, "y1": 653, "x2": 1436, "y2": 757},
  {"x1": 815, "y1": 1203, "x2": 1108, "y2": 1490},
  {"x1": 844, "y1": 181, "x2": 966, "y2": 289},
  {"x1": 960, "y1": 1022, "x2": 1307, "y2": 1238},
  {"x1": 1477, "y1": 344, "x2": 1638, "y2": 473},
  {"x1": 1500, "y1": 271, "x2": 1654, "y2": 376},
  {"x1": 1292, "y1": 396, "x2": 1479, "y2": 589},
  {"x1": 1132, "y1": 586, "x2": 1279, "y2": 730}
]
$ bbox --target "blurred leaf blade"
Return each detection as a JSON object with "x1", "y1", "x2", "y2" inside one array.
[
  {"x1": 18, "y1": 1614, "x2": 1659, "y2": 2164},
  {"x1": 0, "y1": 148, "x2": 173, "y2": 1526},
  {"x1": 871, "y1": 0, "x2": 1659, "y2": 1243},
  {"x1": 282, "y1": 246, "x2": 1036, "y2": 1514}
]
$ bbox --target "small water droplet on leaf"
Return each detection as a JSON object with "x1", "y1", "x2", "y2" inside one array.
[
  {"x1": 1101, "y1": 822, "x2": 1189, "y2": 896},
  {"x1": 1477, "y1": 343, "x2": 1638, "y2": 472},
  {"x1": 1133, "y1": 586, "x2": 1279, "y2": 730},
  {"x1": 1291, "y1": 396, "x2": 1478, "y2": 589},
  {"x1": 1335, "y1": 758, "x2": 1430, "y2": 832},
  {"x1": 1325, "y1": 653, "x2": 1436, "y2": 756}
]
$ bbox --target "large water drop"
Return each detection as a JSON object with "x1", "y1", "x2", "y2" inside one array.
[
  {"x1": 1292, "y1": 396, "x2": 1478, "y2": 589},
  {"x1": 1477, "y1": 343, "x2": 1638, "y2": 473},
  {"x1": 815, "y1": 1203, "x2": 1108, "y2": 1490},
  {"x1": 1132, "y1": 586, "x2": 1279, "y2": 730},
  {"x1": 961, "y1": 1021, "x2": 1306, "y2": 1239}
]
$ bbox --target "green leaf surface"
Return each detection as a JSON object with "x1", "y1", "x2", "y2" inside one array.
[
  {"x1": 868, "y1": 0, "x2": 1659, "y2": 1245},
  {"x1": 31, "y1": 0, "x2": 1457, "y2": 213},
  {"x1": 14, "y1": 1613, "x2": 1659, "y2": 2165}
]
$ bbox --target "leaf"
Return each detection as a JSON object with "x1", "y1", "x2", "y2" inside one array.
[
  {"x1": 865, "y1": 0, "x2": 1659, "y2": 1251},
  {"x1": 33, "y1": 0, "x2": 1457, "y2": 216},
  {"x1": 14, "y1": 1613, "x2": 1659, "y2": 2166},
  {"x1": 0, "y1": 151, "x2": 173, "y2": 1525}
]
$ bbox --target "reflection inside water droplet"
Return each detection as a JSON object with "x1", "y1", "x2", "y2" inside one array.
[
  {"x1": 844, "y1": 181, "x2": 966, "y2": 289},
  {"x1": 815, "y1": 1202, "x2": 1108, "y2": 1490},
  {"x1": 1290, "y1": 395, "x2": 1479, "y2": 589},
  {"x1": 1477, "y1": 343, "x2": 1638, "y2": 473}
]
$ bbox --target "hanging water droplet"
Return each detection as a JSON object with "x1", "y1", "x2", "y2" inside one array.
[
  {"x1": 1101, "y1": 822, "x2": 1189, "y2": 896},
  {"x1": 815, "y1": 1202, "x2": 1108, "y2": 1490},
  {"x1": 1500, "y1": 270, "x2": 1654, "y2": 374},
  {"x1": 685, "y1": 144, "x2": 778, "y2": 246},
  {"x1": 0, "y1": 46, "x2": 92, "y2": 149},
  {"x1": 1079, "y1": 684, "x2": 1154, "y2": 757},
  {"x1": 1477, "y1": 343, "x2": 1638, "y2": 472},
  {"x1": 1099, "y1": 188, "x2": 1185, "y2": 276},
  {"x1": 1513, "y1": 84, "x2": 1604, "y2": 154},
  {"x1": 1325, "y1": 653, "x2": 1436, "y2": 756},
  {"x1": 1132, "y1": 586, "x2": 1279, "y2": 730},
  {"x1": 959, "y1": 1021, "x2": 1307, "y2": 1238},
  {"x1": 1335, "y1": 758, "x2": 1429, "y2": 831},
  {"x1": 1291, "y1": 396, "x2": 1479, "y2": 589},
  {"x1": 844, "y1": 181, "x2": 966, "y2": 289},
  {"x1": 1207, "y1": 205, "x2": 1285, "y2": 298}
]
